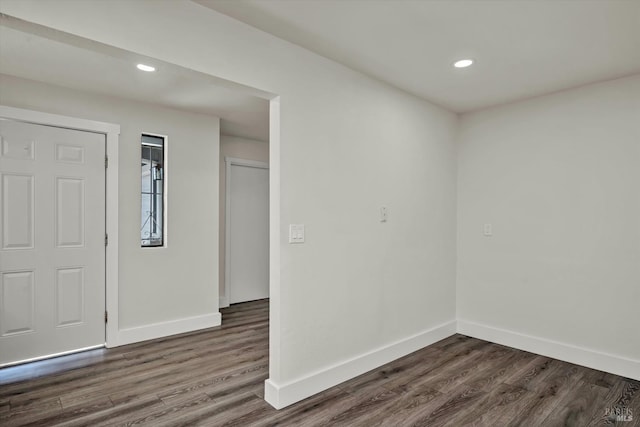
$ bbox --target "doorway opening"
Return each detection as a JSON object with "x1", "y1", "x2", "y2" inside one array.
[
  {"x1": 221, "y1": 155, "x2": 269, "y2": 308},
  {"x1": 0, "y1": 14, "x2": 281, "y2": 398}
]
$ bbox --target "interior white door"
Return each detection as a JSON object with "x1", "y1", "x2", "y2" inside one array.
[
  {"x1": 0, "y1": 119, "x2": 106, "y2": 366},
  {"x1": 227, "y1": 161, "x2": 269, "y2": 304}
]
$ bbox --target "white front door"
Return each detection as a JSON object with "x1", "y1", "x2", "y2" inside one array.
[
  {"x1": 227, "y1": 160, "x2": 269, "y2": 305},
  {"x1": 0, "y1": 119, "x2": 106, "y2": 366}
]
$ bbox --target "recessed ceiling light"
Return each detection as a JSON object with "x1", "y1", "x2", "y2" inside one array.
[
  {"x1": 453, "y1": 59, "x2": 474, "y2": 68},
  {"x1": 136, "y1": 63, "x2": 156, "y2": 72}
]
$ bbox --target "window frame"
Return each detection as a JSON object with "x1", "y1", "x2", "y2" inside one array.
[{"x1": 140, "y1": 133, "x2": 167, "y2": 248}]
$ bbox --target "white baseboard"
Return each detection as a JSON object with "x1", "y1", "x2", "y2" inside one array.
[
  {"x1": 264, "y1": 378, "x2": 280, "y2": 408},
  {"x1": 219, "y1": 296, "x2": 229, "y2": 309},
  {"x1": 114, "y1": 312, "x2": 222, "y2": 347},
  {"x1": 264, "y1": 320, "x2": 456, "y2": 409},
  {"x1": 457, "y1": 319, "x2": 640, "y2": 381}
]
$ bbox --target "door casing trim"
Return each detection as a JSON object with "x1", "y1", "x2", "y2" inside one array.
[
  {"x1": 223, "y1": 156, "x2": 269, "y2": 308},
  {"x1": 0, "y1": 105, "x2": 120, "y2": 349}
]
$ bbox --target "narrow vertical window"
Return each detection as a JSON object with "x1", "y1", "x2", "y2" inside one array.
[{"x1": 141, "y1": 134, "x2": 165, "y2": 247}]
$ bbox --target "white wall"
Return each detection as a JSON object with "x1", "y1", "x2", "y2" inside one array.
[
  {"x1": 219, "y1": 135, "x2": 269, "y2": 303},
  {"x1": 0, "y1": 1, "x2": 458, "y2": 407},
  {"x1": 457, "y1": 75, "x2": 640, "y2": 378},
  {"x1": 0, "y1": 74, "x2": 221, "y2": 336}
]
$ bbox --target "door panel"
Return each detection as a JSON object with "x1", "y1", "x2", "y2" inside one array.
[
  {"x1": 0, "y1": 119, "x2": 105, "y2": 366},
  {"x1": 1, "y1": 270, "x2": 35, "y2": 336},
  {"x1": 228, "y1": 163, "x2": 269, "y2": 304},
  {"x1": 56, "y1": 267, "x2": 84, "y2": 327},
  {"x1": 56, "y1": 177, "x2": 85, "y2": 247},
  {"x1": 2, "y1": 173, "x2": 34, "y2": 249}
]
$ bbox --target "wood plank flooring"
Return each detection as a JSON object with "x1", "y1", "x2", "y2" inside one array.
[{"x1": 1, "y1": 299, "x2": 638, "y2": 426}]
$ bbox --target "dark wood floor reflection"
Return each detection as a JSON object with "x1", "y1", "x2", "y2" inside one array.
[{"x1": 1, "y1": 299, "x2": 638, "y2": 426}]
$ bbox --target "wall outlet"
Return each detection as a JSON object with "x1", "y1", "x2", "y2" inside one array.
[
  {"x1": 483, "y1": 223, "x2": 493, "y2": 236},
  {"x1": 380, "y1": 206, "x2": 388, "y2": 222}
]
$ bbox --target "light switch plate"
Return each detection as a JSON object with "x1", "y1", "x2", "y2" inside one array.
[
  {"x1": 289, "y1": 224, "x2": 305, "y2": 243},
  {"x1": 483, "y1": 223, "x2": 493, "y2": 236}
]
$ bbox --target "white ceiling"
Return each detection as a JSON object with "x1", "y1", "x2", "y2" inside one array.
[
  {"x1": 198, "y1": 0, "x2": 640, "y2": 112},
  {"x1": 0, "y1": 23, "x2": 270, "y2": 141}
]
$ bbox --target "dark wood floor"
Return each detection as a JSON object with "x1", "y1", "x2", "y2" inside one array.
[{"x1": 1, "y1": 299, "x2": 638, "y2": 426}]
